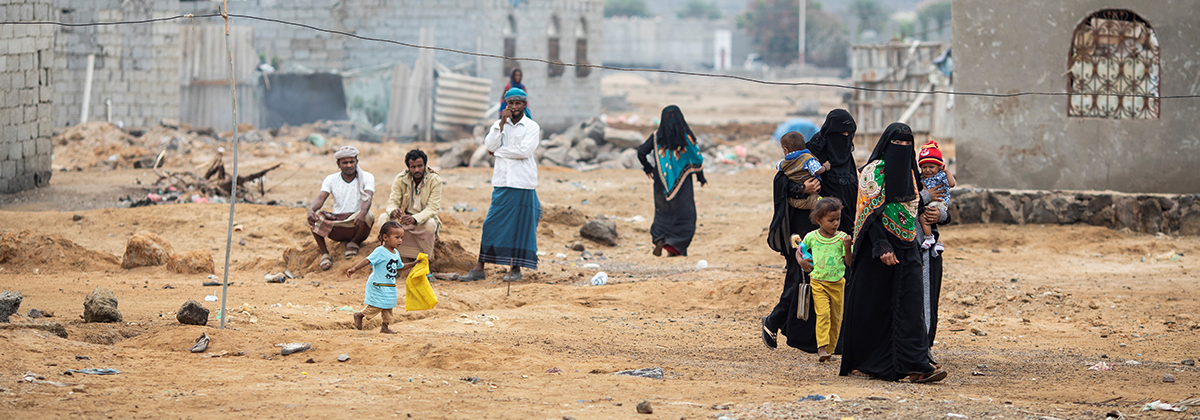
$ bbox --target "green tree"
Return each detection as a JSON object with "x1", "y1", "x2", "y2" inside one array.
[
  {"x1": 850, "y1": 0, "x2": 887, "y2": 36},
  {"x1": 895, "y1": 15, "x2": 916, "y2": 39},
  {"x1": 738, "y1": 0, "x2": 849, "y2": 68},
  {"x1": 604, "y1": 0, "x2": 650, "y2": 18},
  {"x1": 677, "y1": 0, "x2": 721, "y2": 19},
  {"x1": 916, "y1": 0, "x2": 951, "y2": 37}
]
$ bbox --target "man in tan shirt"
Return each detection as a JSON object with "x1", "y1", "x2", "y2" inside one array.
[{"x1": 377, "y1": 149, "x2": 442, "y2": 261}]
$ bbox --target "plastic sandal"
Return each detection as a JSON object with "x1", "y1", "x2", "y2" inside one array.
[
  {"x1": 910, "y1": 368, "x2": 947, "y2": 383},
  {"x1": 459, "y1": 269, "x2": 485, "y2": 282},
  {"x1": 319, "y1": 254, "x2": 332, "y2": 271},
  {"x1": 761, "y1": 317, "x2": 777, "y2": 349}
]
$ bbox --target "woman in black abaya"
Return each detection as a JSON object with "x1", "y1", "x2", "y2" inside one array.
[
  {"x1": 637, "y1": 105, "x2": 707, "y2": 257},
  {"x1": 838, "y1": 123, "x2": 947, "y2": 383},
  {"x1": 806, "y1": 109, "x2": 858, "y2": 235}
]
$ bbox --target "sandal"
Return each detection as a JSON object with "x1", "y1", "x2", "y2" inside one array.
[
  {"x1": 319, "y1": 253, "x2": 332, "y2": 271},
  {"x1": 761, "y1": 317, "x2": 777, "y2": 349},
  {"x1": 848, "y1": 370, "x2": 874, "y2": 379},
  {"x1": 909, "y1": 368, "x2": 948, "y2": 384},
  {"x1": 344, "y1": 242, "x2": 360, "y2": 259},
  {"x1": 652, "y1": 240, "x2": 665, "y2": 257},
  {"x1": 504, "y1": 270, "x2": 522, "y2": 282},
  {"x1": 459, "y1": 269, "x2": 485, "y2": 282}
]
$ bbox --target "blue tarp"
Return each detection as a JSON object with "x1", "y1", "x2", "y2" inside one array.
[{"x1": 772, "y1": 118, "x2": 820, "y2": 143}]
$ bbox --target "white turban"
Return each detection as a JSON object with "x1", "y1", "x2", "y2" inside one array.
[{"x1": 333, "y1": 146, "x2": 359, "y2": 160}]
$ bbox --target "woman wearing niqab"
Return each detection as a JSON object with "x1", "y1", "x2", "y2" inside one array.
[
  {"x1": 806, "y1": 109, "x2": 858, "y2": 235},
  {"x1": 838, "y1": 122, "x2": 947, "y2": 383}
]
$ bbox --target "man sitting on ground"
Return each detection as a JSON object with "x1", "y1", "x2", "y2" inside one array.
[
  {"x1": 306, "y1": 146, "x2": 375, "y2": 270},
  {"x1": 378, "y1": 149, "x2": 442, "y2": 261}
]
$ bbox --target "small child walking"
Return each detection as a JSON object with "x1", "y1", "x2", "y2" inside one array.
[
  {"x1": 778, "y1": 131, "x2": 830, "y2": 210},
  {"x1": 346, "y1": 221, "x2": 405, "y2": 334},
  {"x1": 796, "y1": 198, "x2": 852, "y2": 362},
  {"x1": 917, "y1": 141, "x2": 955, "y2": 251}
]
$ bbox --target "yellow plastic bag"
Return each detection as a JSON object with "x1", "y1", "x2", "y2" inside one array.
[{"x1": 405, "y1": 253, "x2": 438, "y2": 311}]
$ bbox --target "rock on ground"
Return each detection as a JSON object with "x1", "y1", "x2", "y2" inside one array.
[
  {"x1": 176, "y1": 299, "x2": 209, "y2": 326},
  {"x1": 0, "y1": 321, "x2": 68, "y2": 338},
  {"x1": 0, "y1": 291, "x2": 21, "y2": 323},
  {"x1": 121, "y1": 231, "x2": 174, "y2": 269},
  {"x1": 83, "y1": 287, "x2": 122, "y2": 323},
  {"x1": 167, "y1": 250, "x2": 215, "y2": 275},
  {"x1": 580, "y1": 218, "x2": 618, "y2": 247}
]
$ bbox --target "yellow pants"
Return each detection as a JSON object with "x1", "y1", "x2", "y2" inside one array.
[
  {"x1": 361, "y1": 305, "x2": 393, "y2": 324},
  {"x1": 812, "y1": 279, "x2": 845, "y2": 351}
]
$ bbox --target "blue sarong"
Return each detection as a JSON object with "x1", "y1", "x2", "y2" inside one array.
[{"x1": 479, "y1": 187, "x2": 541, "y2": 269}]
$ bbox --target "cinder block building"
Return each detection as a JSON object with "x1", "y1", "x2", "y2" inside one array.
[
  {"x1": 1, "y1": 0, "x2": 55, "y2": 193},
  {"x1": 953, "y1": 1, "x2": 1200, "y2": 193}
]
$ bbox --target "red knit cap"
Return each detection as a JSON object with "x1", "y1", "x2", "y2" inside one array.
[{"x1": 918, "y1": 141, "x2": 944, "y2": 167}]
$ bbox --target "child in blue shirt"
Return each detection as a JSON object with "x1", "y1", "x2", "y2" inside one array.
[
  {"x1": 918, "y1": 141, "x2": 955, "y2": 251},
  {"x1": 778, "y1": 131, "x2": 830, "y2": 210},
  {"x1": 347, "y1": 221, "x2": 405, "y2": 334}
]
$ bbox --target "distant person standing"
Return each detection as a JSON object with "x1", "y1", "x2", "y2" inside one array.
[
  {"x1": 637, "y1": 105, "x2": 707, "y2": 257},
  {"x1": 460, "y1": 87, "x2": 541, "y2": 282},
  {"x1": 498, "y1": 67, "x2": 525, "y2": 115},
  {"x1": 306, "y1": 146, "x2": 375, "y2": 271}
]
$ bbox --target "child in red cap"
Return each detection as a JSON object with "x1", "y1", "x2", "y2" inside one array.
[{"x1": 918, "y1": 141, "x2": 955, "y2": 251}]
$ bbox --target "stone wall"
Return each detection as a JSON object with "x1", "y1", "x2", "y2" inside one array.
[
  {"x1": 0, "y1": 0, "x2": 54, "y2": 193},
  {"x1": 952, "y1": 1, "x2": 1200, "y2": 194},
  {"x1": 52, "y1": 0, "x2": 180, "y2": 127},
  {"x1": 949, "y1": 189, "x2": 1200, "y2": 236},
  {"x1": 180, "y1": 0, "x2": 604, "y2": 134},
  {"x1": 602, "y1": 16, "x2": 751, "y2": 71}
]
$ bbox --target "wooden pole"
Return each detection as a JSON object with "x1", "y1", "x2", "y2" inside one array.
[
  {"x1": 798, "y1": 0, "x2": 806, "y2": 68},
  {"x1": 79, "y1": 54, "x2": 95, "y2": 124}
]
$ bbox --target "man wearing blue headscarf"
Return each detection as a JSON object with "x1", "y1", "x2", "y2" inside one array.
[{"x1": 460, "y1": 87, "x2": 541, "y2": 282}]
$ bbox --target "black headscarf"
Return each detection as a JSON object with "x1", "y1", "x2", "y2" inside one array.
[
  {"x1": 866, "y1": 122, "x2": 920, "y2": 203},
  {"x1": 808, "y1": 109, "x2": 856, "y2": 166},
  {"x1": 656, "y1": 105, "x2": 695, "y2": 151}
]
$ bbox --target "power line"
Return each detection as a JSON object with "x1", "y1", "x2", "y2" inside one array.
[{"x1": 3, "y1": 13, "x2": 1194, "y2": 100}]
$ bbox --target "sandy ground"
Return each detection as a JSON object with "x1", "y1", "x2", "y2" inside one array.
[
  {"x1": 2, "y1": 160, "x2": 1199, "y2": 419},
  {"x1": 0, "y1": 76, "x2": 1196, "y2": 419}
]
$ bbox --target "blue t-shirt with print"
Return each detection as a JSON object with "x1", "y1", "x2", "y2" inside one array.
[{"x1": 363, "y1": 245, "x2": 403, "y2": 309}]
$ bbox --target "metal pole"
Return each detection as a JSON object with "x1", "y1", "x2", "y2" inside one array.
[
  {"x1": 797, "y1": 0, "x2": 806, "y2": 68},
  {"x1": 80, "y1": 54, "x2": 95, "y2": 124},
  {"x1": 219, "y1": 0, "x2": 240, "y2": 329}
]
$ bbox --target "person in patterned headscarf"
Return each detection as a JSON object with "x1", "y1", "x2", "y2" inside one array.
[
  {"x1": 838, "y1": 122, "x2": 948, "y2": 384},
  {"x1": 636, "y1": 105, "x2": 707, "y2": 257}
]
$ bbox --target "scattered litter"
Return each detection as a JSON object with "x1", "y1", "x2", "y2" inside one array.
[
  {"x1": 278, "y1": 342, "x2": 312, "y2": 355},
  {"x1": 63, "y1": 368, "x2": 120, "y2": 375},
  {"x1": 338, "y1": 354, "x2": 350, "y2": 362},
  {"x1": 556, "y1": 253, "x2": 568, "y2": 259},
  {"x1": 22, "y1": 372, "x2": 70, "y2": 387},
  {"x1": 590, "y1": 271, "x2": 608, "y2": 286},
  {"x1": 946, "y1": 414, "x2": 967, "y2": 419},
  {"x1": 1088, "y1": 362, "x2": 1113, "y2": 371},
  {"x1": 190, "y1": 333, "x2": 210, "y2": 353},
  {"x1": 695, "y1": 260, "x2": 708, "y2": 269},
  {"x1": 74, "y1": 355, "x2": 89, "y2": 360},
  {"x1": 1142, "y1": 400, "x2": 1185, "y2": 412},
  {"x1": 545, "y1": 367, "x2": 562, "y2": 373},
  {"x1": 208, "y1": 275, "x2": 218, "y2": 280},
  {"x1": 264, "y1": 273, "x2": 286, "y2": 283},
  {"x1": 613, "y1": 367, "x2": 664, "y2": 379},
  {"x1": 798, "y1": 394, "x2": 826, "y2": 402},
  {"x1": 339, "y1": 306, "x2": 356, "y2": 312},
  {"x1": 1124, "y1": 360, "x2": 1140, "y2": 365},
  {"x1": 202, "y1": 281, "x2": 226, "y2": 287},
  {"x1": 306, "y1": 134, "x2": 327, "y2": 147},
  {"x1": 461, "y1": 376, "x2": 481, "y2": 384},
  {"x1": 582, "y1": 263, "x2": 601, "y2": 270},
  {"x1": 204, "y1": 295, "x2": 218, "y2": 302}
]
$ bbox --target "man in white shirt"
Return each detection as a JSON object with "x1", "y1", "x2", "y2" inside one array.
[
  {"x1": 306, "y1": 146, "x2": 375, "y2": 270},
  {"x1": 460, "y1": 87, "x2": 541, "y2": 282}
]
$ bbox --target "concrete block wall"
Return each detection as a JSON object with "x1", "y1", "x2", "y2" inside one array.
[
  {"x1": 181, "y1": 0, "x2": 603, "y2": 134},
  {"x1": 52, "y1": 0, "x2": 180, "y2": 127},
  {"x1": 0, "y1": 0, "x2": 55, "y2": 193}
]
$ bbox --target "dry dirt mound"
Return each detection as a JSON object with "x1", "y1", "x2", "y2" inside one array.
[
  {"x1": 52, "y1": 122, "x2": 154, "y2": 170},
  {"x1": 0, "y1": 229, "x2": 120, "y2": 273},
  {"x1": 542, "y1": 204, "x2": 588, "y2": 226}
]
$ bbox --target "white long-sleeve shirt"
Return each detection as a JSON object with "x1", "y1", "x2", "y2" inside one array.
[{"x1": 484, "y1": 116, "x2": 540, "y2": 189}]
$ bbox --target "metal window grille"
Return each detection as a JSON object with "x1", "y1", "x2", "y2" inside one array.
[{"x1": 1067, "y1": 9, "x2": 1160, "y2": 119}]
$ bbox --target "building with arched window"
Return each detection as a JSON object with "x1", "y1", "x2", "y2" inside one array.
[{"x1": 953, "y1": 1, "x2": 1200, "y2": 193}]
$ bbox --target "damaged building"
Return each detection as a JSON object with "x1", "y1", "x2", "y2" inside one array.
[{"x1": 953, "y1": 1, "x2": 1200, "y2": 193}]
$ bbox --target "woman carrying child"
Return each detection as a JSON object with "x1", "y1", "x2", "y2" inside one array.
[
  {"x1": 346, "y1": 221, "x2": 405, "y2": 334},
  {"x1": 761, "y1": 132, "x2": 823, "y2": 353},
  {"x1": 839, "y1": 123, "x2": 947, "y2": 383},
  {"x1": 805, "y1": 109, "x2": 859, "y2": 235}
]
